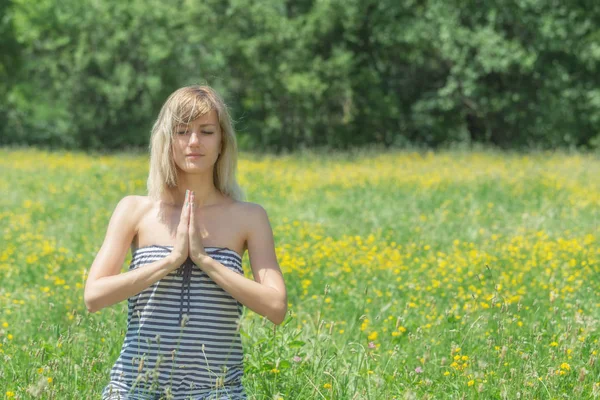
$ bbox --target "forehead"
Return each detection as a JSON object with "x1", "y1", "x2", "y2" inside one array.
[{"x1": 176, "y1": 109, "x2": 219, "y2": 128}]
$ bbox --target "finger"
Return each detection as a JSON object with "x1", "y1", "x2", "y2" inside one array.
[
  {"x1": 184, "y1": 189, "x2": 192, "y2": 219},
  {"x1": 177, "y1": 190, "x2": 190, "y2": 232},
  {"x1": 189, "y1": 191, "x2": 196, "y2": 234}
]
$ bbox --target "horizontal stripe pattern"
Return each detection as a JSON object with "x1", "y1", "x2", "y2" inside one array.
[{"x1": 104, "y1": 246, "x2": 246, "y2": 399}]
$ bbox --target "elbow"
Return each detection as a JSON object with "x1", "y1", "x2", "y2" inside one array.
[
  {"x1": 269, "y1": 313, "x2": 286, "y2": 326},
  {"x1": 84, "y1": 297, "x2": 98, "y2": 314},
  {"x1": 86, "y1": 304, "x2": 99, "y2": 314},
  {"x1": 84, "y1": 287, "x2": 100, "y2": 313},
  {"x1": 269, "y1": 300, "x2": 288, "y2": 326}
]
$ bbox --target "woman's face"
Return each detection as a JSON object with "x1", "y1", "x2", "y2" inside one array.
[{"x1": 172, "y1": 110, "x2": 222, "y2": 174}]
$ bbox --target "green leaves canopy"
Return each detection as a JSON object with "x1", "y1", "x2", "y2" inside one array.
[{"x1": 2, "y1": 0, "x2": 599, "y2": 150}]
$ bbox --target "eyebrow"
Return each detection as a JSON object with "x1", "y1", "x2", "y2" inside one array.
[{"x1": 177, "y1": 123, "x2": 217, "y2": 128}]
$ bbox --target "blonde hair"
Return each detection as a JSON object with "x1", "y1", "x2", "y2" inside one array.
[{"x1": 147, "y1": 85, "x2": 244, "y2": 201}]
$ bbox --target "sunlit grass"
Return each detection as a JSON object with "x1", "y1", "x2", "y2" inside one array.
[{"x1": 0, "y1": 147, "x2": 598, "y2": 399}]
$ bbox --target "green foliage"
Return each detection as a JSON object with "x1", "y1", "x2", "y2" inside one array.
[
  {"x1": 0, "y1": 0, "x2": 21, "y2": 144},
  {"x1": 1, "y1": 149, "x2": 598, "y2": 398},
  {"x1": 1, "y1": 0, "x2": 599, "y2": 150},
  {"x1": 8, "y1": 0, "x2": 191, "y2": 148}
]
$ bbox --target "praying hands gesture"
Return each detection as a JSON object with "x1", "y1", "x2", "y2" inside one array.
[{"x1": 169, "y1": 189, "x2": 210, "y2": 269}]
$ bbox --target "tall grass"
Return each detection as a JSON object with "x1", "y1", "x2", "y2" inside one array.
[{"x1": 0, "y1": 148, "x2": 598, "y2": 399}]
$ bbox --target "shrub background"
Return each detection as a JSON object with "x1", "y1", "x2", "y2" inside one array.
[{"x1": 1, "y1": 0, "x2": 600, "y2": 151}]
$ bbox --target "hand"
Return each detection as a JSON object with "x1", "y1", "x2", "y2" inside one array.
[
  {"x1": 188, "y1": 191, "x2": 210, "y2": 267},
  {"x1": 168, "y1": 189, "x2": 192, "y2": 268}
]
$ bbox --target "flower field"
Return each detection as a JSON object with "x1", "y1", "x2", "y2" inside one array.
[{"x1": 0, "y1": 148, "x2": 598, "y2": 399}]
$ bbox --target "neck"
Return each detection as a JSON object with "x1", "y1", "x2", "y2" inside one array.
[{"x1": 165, "y1": 171, "x2": 222, "y2": 207}]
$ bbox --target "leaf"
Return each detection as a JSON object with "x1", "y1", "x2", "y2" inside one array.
[{"x1": 288, "y1": 340, "x2": 306, "y2": 348}]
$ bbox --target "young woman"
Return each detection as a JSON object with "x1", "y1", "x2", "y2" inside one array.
[{"x1": 84, "y1": 85, "x2": 288, "y2": 399}]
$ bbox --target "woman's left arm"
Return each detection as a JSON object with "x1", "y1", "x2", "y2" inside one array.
[{"x1": 197, "y1": 204, "x2": 288, "y2": 325}]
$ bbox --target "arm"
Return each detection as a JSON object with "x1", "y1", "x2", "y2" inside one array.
[
  {"x1": 198, "y1": 204, "x2": 288, "y2": 325},
  {"x1": 84, "y1": 196, "x2": 184, "y2": 313}
]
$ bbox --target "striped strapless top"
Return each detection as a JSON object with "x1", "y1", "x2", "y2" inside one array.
[{"x1": 102, "y1": 245, "x2": 246, "y2": 400}]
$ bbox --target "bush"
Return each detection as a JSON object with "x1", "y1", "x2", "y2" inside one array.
[{"x1": 2, "y1": 0, "x2": 599, "y2": 151}]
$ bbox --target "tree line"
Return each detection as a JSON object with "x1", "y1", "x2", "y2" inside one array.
[{"x1": 1, "y1": 0, "x2": 599, "y2": 151}]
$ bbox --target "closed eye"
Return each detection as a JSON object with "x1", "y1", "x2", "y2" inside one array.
[{"x1": 176, "y1": 129, "x2": 215, "y2": 135}]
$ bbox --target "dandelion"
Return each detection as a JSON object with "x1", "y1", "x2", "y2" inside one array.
[
  {"x1": 468, "y1": 380, "x2": 475, "y2": 386},
  {"x1": 368, "y1": 331, "x2": 378, "y2": 341},
  {"x1": 323, "y1": 383, "x2": 332, "y2": 389},
  {"x1": 360, "y1": 319, "x2": 369, "y2": 331}
]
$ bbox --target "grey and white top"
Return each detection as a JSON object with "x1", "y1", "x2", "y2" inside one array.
[{"x1": 102, "y1": 245, "x2": 246, "y2": 400}]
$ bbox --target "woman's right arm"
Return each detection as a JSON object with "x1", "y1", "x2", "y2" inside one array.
[{"x1": 84, "y1": 195, "x2": 188, "y2": 313}]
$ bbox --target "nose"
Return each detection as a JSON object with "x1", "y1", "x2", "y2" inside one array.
[{"x1": 188, "y1": 131, "x2": 200, "y2": 146}]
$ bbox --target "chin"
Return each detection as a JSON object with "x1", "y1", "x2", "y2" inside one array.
[{"x1": 187, "y1": 164, "x2": 215, "y2": 173}]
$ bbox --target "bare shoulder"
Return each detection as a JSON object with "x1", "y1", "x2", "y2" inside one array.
[
  {"x1": 115, "y1": 195, "x2": 153, "y2": 217},
  {"x1": 227, "y1": 201, "x2": 271, "y2": 242},
  {"x1": 112, "y1": 195, "x2": 154, "y2": 230},
  {"x1": 226, "y1": 201, "x2": 279, "y2": 269},
  {"x1": 229, "y1": 201, "x2": 269, "y2": 224},
  {"x1": 231, "y1": 200, "x2": 267, "y2": 213},
  {"x1": 130, "y1": 195, "x2": 156, "y2": 213}
]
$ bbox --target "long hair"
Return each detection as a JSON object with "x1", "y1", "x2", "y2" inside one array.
[{"x1": 147, "y1": 85, "x2": 244, "y2": 201}]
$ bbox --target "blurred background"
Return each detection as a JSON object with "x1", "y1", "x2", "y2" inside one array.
[{"x1": 1, "y1": 0, "x2": 600, "y2": 152}]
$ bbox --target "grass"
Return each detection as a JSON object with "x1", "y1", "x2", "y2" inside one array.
[{"x1": 0, "y1": 147, "x2": 598, "y2": 399}]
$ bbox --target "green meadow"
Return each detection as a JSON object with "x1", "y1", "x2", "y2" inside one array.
[{"x1": 0, "y1": 148, "x2": 598, "y2": 399}]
